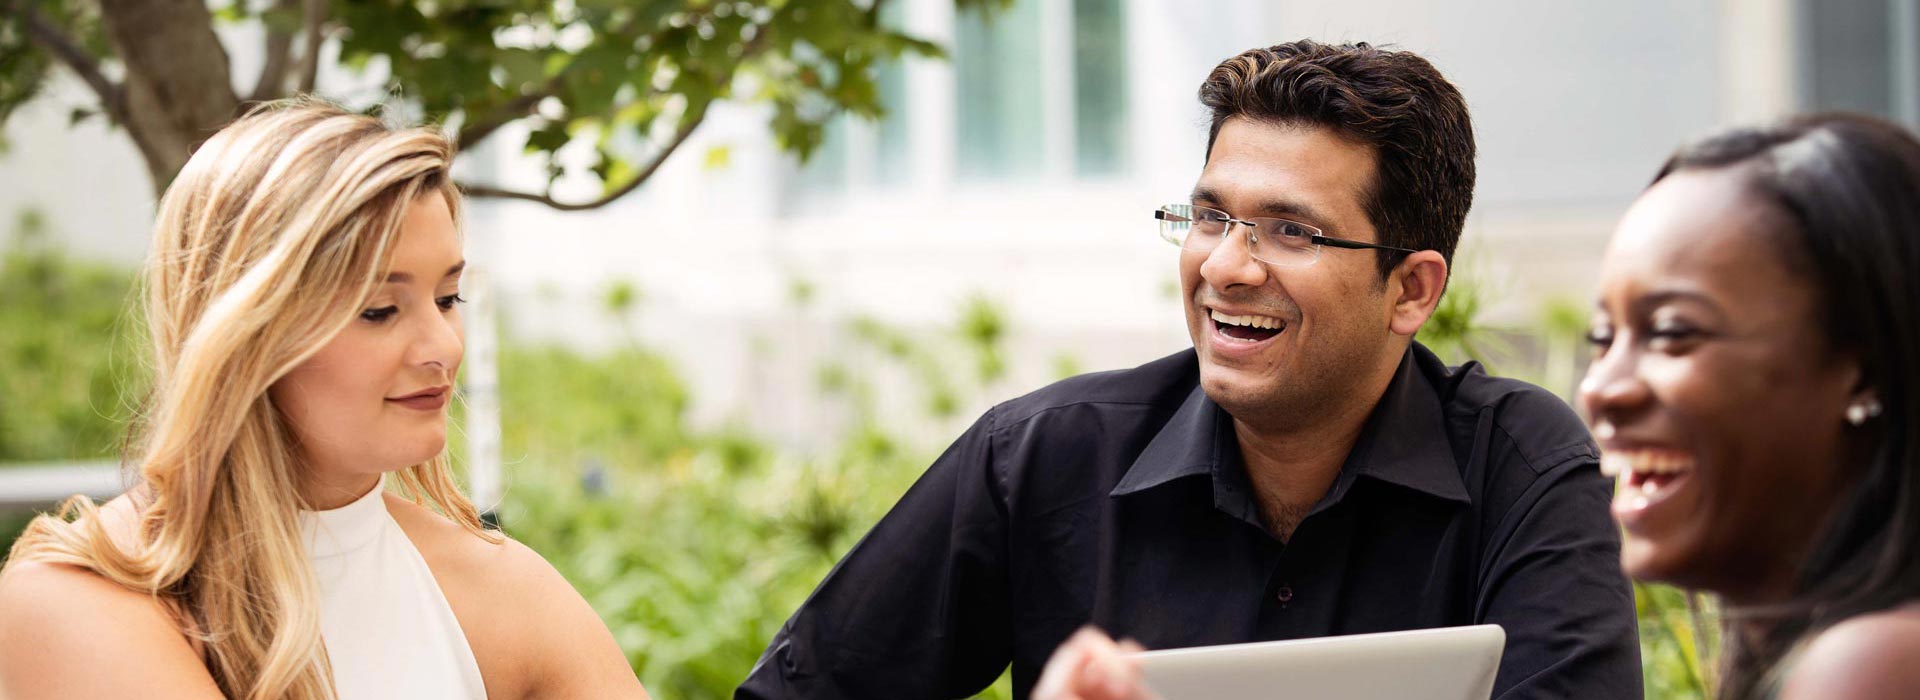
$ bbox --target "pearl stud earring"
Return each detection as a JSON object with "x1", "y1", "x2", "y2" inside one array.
[{"x1": 1846, "y1": 398, "x2": 1884, "y2": 426}]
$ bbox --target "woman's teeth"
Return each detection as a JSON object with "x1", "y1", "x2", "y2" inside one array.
[
  {"x1": 1602, "y1": 450, "x2": 1696, "y2": 509},
  {"x1": 1598, "y1": 450, "x2": 1695, "y2": 478}
]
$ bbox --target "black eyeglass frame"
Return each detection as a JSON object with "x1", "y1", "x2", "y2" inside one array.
[{"x1": 1153, "y1": 205, "x2": 1420, "y2": 261}]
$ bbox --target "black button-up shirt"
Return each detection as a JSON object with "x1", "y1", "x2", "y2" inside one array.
[{"x1": 738, "y1": 344, "x2": 1641, "y2": 700}]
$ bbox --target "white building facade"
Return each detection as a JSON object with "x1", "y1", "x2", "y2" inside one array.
[{"x1": 5, "y1": 0, "x2": 1918, "y2": 446}]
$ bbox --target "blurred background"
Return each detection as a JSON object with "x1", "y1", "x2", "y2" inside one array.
[{"x1": 2, "y1": 0, "x2": 1915, "y2": 697}]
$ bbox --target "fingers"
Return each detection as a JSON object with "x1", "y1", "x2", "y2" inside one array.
[
  {"x1": 1114, "y1": 638, "x2": 1160, "y2": 700},
  {"x1": 1033, "y1": 626, "x2": 1154, "y2": 700},
  {"x1": 1033, "y1": 627, "x2": 1101, "y2": 700},
  {"x1": 1082, "y1": 632, "x2": 1137, "y2": 700}
]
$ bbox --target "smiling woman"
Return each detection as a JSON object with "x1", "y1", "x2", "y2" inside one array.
[
  {"x1": 1582, "y1": 114, "x2": 1920, "y2": 700},
  {"x1": 0, "y1": 101, "x2": 649, "y2": 700},
  {"x1": 269, "y1": 194, "x2": 470, "y2": 511}
]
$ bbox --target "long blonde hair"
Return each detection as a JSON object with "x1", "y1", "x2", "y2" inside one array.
[{"x1": 5, "y1": 100, "x2": 491, "y2": 700}]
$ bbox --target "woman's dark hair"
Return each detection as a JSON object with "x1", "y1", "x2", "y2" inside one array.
[
  {"x1": 1653, "y1": 113, "x2": 1920, "y2": 699},
  {"x1": 1198, "y1": 40, "x2": 1476, "y2": 279}
]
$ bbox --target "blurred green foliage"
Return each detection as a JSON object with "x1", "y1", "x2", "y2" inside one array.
[
  {"x1": 492, "y1": 289, "x2": 1016, "y2": 700},
  {"x1": 0, "y1": 210, "x2": 144, "y2": 463},
  {"x1": 497, "y1": 373, "x2": 921, "y2": 698},
  {"x1": 0, "y1": 229, "x2": 1710, "y2": 698},
  {"x1": 1638, "y1": 582, "x2": 1718, "y2": 700}
]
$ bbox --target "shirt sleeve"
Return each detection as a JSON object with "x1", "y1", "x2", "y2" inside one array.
[
  {"x1": 735, "y1": 406, "x2": 1014, "y2": 700},
  {"x1": 1479, "y1": 451, "x2": 1645, "y2": 700}
]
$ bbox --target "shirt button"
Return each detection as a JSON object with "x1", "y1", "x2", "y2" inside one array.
[{"x1": 1276, "y1": 586, "x2": 1294, "y2": 604}]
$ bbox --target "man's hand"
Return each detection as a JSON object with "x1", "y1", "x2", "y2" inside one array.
[{"x1": 1032, "y1": 627, "x2": 1158, "y2": 700}]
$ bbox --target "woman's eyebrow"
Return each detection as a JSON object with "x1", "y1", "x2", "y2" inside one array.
[
  {"x1": 383, "y1": 261, "x2": 466, "y2": 284},
  {"x1": 1630, "y1": 288, "x2": 1725, "y2": 318}
]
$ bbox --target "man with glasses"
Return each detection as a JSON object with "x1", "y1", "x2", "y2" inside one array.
[{"x1": 739, "y1": 40, "x2": 1639, "y2": 700}]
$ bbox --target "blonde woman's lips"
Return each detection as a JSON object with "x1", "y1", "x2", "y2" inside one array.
[{"x1": 387, "y1": 386, "x2": 450, "y2": 411}]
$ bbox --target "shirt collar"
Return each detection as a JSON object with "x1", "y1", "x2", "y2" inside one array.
[
  {"x1": 1325, "y1": 344, "x2": 1472, "y2": 506},
  {"x1": 1110, "y1": 345, "x2": 1470, "y2": 508},
  {"x1": 1109, "y1": 383, "x2": 1219, "y2": 497}
]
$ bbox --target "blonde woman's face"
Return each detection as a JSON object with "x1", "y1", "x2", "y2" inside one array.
[{"x1": 272, "y1": 193, "x2": 465, "y2": 502}]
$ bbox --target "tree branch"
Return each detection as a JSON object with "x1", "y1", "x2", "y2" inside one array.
[
  {"x1": 458, "y1": 9, "x2": 696, "y2": 150},
  {"x1": 96, "y1": 0, "x2": 241, "y2": 190},
  {"x1": 456, "y1": 89, "x2": 546, "y2": 150},
  {"x1": 458, "y1": 114, "x2": 703, "y2": 211},
  {"x1": 294, "y1": 0, "x2": 324, "y2": 93},
  {"x1": 247, "y1": 0, "x2": 299, "y2": 102},
  {"x1": 9, "y1": 1, "x2": 125, "y2": 123},
  {"x1": 455, "y1": 6, "x2": 785, "y2": 211}
]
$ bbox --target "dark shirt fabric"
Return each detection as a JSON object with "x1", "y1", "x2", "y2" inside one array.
[{"x1": 737, "y1": 343, "x2": 1641, "y2": 700}]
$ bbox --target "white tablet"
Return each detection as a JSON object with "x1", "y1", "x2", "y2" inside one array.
[{"x1": 1133, "y1": 625, "x2": 1506, "y2": 700}]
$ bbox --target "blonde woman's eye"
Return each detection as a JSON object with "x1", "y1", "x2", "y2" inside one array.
[
  {"x1": 436, "y1": 293, "x2": 466, "y2": 310},
  {"x1": 360, "y1": 306, "x2": 398, "y2": 323}
]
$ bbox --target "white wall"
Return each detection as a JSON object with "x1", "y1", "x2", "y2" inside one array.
[{"x1": 0, "y1": 80, "x2": 155, "y2": 263}]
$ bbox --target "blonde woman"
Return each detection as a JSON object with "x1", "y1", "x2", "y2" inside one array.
[{"x1": 0, "y1": 102, "x2": 650, "y2": 700}]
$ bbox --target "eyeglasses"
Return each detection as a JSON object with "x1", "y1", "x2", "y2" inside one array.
[{"x1": 1153, "y1": 203, "x2": 1419, "y2": 268}]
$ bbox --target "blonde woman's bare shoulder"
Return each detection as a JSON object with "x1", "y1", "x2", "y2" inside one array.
[
  {"x1": 382, "y1": 492, "x2": 503, "y2": 567},
  {"x1": 1780, "y1": 606, "x2": 1920, "y2": 700},
  {"x1": 382, "y1": 493, "x2": 649, "y2": 699},
  {"x1": 0, "y1": 555, "x2": 222, "y2": 698},
  {"x1": 382, "y1": 492, "x2": 573, "y2": 590}
]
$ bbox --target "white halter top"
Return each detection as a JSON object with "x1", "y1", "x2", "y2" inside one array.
[{"x1": 299, "y1": 477, "x2": 488, "y2": 700}]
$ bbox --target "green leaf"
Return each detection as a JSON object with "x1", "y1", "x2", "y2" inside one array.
[
  {"x1": 603, "y1": 279, "x2": 642, "y2": 314},
  {"x1": 496, "y1": 48, "x2": 548, "y2": 90},
  {"x1": 702, "y1": 144, "x2": 731, "y2": 171},
  {"x1": 259, "y1": 6, "x2": 304, "y2": 34},
  {"x1": 525, "y1": 123, "x2": 572, "y2": 153}
]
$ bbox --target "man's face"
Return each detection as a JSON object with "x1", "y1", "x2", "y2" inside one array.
[{"x1": 1182, "y1": 117, "x2": 1400, "y2": 427}]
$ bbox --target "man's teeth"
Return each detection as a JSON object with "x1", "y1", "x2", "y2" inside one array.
[
  {"x1": 1598, "y1": 450, "x2": 1696, "y2": 477},
  {"x1": 1210, "y1": 309, "x2": 1283, "y2": 330}
]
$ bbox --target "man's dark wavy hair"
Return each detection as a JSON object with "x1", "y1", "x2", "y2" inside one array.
[{"x1": 1198, "y1": 40, "x2": 1476, "y2": 279}]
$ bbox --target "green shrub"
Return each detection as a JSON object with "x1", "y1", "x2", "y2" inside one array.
[{"x1": 0, "y1": 211, "x2": 145, "y2": 463}]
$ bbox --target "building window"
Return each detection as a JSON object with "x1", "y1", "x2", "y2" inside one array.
[
  {"x1": 955, "y1": 0, "x2": 1046, "y2": 181},
  {"x1": 1073, "y1": 0, "x2": 1128, "y2": 177},
  {"x1": 1799, "y1": 0, "x2": 1920, "y2": 126},
  {"x1": 875, "y1": 0, "x2": 912, "y2": 186}
]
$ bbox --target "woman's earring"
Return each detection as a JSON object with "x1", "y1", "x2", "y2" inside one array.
[{"x1": 1846, "y1": 397, "x2": 1884, "y2": 426}]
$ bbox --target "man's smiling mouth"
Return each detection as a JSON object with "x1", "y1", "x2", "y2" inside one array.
[{"x1": 1209, "y1": 308, "x2": 1287, "y2": 342}]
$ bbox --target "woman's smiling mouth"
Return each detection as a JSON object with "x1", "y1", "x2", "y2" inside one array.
[
  {"x1": 387, "y1": 385, "x2": 450, "y2": 411},
  {"x1": 1601, "y1": 448, "x2": 1697, "y2": 531}
]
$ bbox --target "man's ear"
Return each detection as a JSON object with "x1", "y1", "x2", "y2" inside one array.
[{"x1": 1387, "y1": 250, "x2": 1448, "y2": 337}]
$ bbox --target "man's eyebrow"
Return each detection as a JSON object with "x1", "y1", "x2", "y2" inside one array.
[
  {"x1": 383, "y1": 261, "x2": 467, "y2": 284},
  {"x1": 1188, "y1": 187, "x2": 1329, "y2": 224},
  {"x1": 1250, "y1": 198, "x2": 1327, "y2": 224}
]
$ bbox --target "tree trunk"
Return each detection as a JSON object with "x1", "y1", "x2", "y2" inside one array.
[{"x1": 96, "y1": 0, "x2": 240, "y2": 194}]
